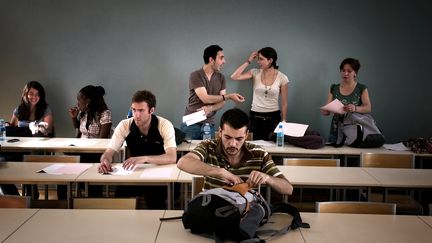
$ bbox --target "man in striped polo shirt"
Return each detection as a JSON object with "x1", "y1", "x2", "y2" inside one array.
[{"x1": 177, "y1": 108, "x2": 293, "y2": 195}]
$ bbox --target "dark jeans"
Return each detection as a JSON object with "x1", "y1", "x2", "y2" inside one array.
[
  {"x1": 250, "y1": 110, "x2": 281, "y2": 141},
  {"x1": 115, "y1": 185, "x2": 167, "y2": 209}
]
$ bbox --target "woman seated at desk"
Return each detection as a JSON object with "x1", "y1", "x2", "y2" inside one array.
[
  {"x1": 0, "y1": 81, "x2": 54, "y2": 197},
  {"x1": 61, "y1": 85, "x2": 112, "y2": 198}
]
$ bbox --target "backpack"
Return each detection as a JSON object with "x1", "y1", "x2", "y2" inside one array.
[
  {"x1": 336, "y1": 113, "x2": 385, "y2": 148},
  {"x1": 180, "y1": 183, "x2": 309, "y2": 242}
]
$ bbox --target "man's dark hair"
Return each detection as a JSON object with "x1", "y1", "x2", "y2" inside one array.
[
  {"x1": 131, "y1": 90, "x2": 156, "y2": 108},
  {"x1": 220, "y1": 108, "x2": 249, "y2": 130},
  {"x1": 203, "y1": 45, "x2": 223, "y2": 64}
]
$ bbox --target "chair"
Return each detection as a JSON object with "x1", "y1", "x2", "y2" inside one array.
[
  {"x1": 283, "y1": 158, "x2": 340, "y2": 211},
  {"x1": 23, "y1": 154, "x2": 80, "y2": 200},
  {"x1": 283, "y1": 158, "x2": 340, "y2": 167},
  {"x1": 0, "y1": 195, "x2": 31, "y2": 208},
  {"x1": 316, "y1": 201, "x2": 396, "y2": 215},
  {"x1": 360, "y1": 152, "x2": 422, "y2": 214},
  {"x1": 73, "y1": 198, "x2": 137, "y2": 209},
  {"x1": 192, "y1": 177, "x2": 205, "y2": 197},
  {"x1": 360, "y1": 152, "x2": 414, "y2": 168}
]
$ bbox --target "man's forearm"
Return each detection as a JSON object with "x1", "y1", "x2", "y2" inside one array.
[{"x1": 267, "y1": 176, "x2": 293, "y2": 195}]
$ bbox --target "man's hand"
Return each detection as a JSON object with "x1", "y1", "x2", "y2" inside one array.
[
  {"x1": 98, "y1": 159, "x2": 113, "y2": 174},
  {"x1": 246, "y1": 170, "x2": 269, "y2": 188},
  {"x1": 220, "y1": 169, "x2": 244, "y2": 185},
  {"x1": 122, "y1": 156, "x2": 145, "y2": 170},
  {"x1": 227, "y1": 93, "x2": 245, "y2": 103}
]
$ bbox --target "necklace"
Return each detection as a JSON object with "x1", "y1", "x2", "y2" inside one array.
[{"x1": 262, "y1": 69, "x2": 276, "y2": 98}]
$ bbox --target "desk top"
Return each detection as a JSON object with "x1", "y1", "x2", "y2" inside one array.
[
  {"x1": 419, "y1": 216, "x2": 432, "y2": 228},
  {"x1": 76, "y1": 163, "x2": 180, "y2": 184},
  {"x1": 0, "y1": 162, "x2": 83, "y2": 184},
  {"x1": 363, "y1": 167, "x2": 432, "y2": 188},
  {"x1": 277, "y1": 165, "x2": 381, "y2": 187},
  {"x1": 157, "y1": 210, "x2": 305, "y2": 243},
  {"x1": 300, "y1": 213, "x2": 432, "y2": 243},
  {"x1": 4, "y1": 209, "x2": 164, "y2": 243},
  {"x1": 0, "y1": 137, "x2": 111, "y2": 153},
  {"x1": 0, "y1": 209, "x2": 39, "y2": 242}
]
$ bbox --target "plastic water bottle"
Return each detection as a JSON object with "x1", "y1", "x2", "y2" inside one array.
[
  {"x1": 0, "y1": 119, "x2": 6, "y2": 142},
  {"x1": 202, "y1": 123, "x2": 212, "y2": 140},
  {"x1": 276, "y1": 124, "x2": 284, "y2": 147}
]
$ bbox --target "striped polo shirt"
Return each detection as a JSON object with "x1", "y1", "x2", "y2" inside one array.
[{"x1": 191, "y1": 139, "x2": 283, "y2": 190}]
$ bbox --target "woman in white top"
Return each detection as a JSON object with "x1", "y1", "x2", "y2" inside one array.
[{"x1": 231, "y1": 47, "x2": 289, "y2": 140}]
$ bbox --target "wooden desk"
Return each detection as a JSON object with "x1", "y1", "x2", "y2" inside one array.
[
  {"x1": 0, "y1": 208, "x2": 39, "y2": 242},
  {"x1": 277, "y1": 166, "x2": 381, "y2": 188},
  {"x1": 177, "y1": 140, "x2": 340, "y2": 158},
  {"x1": 1, "y1": 137, "x2": 124, "y2": 162},
  {"x1": 0, "y1": 162, "x2": 90, "y2": 207},
  {"x1": 4, "y1": 209, "x2": 164, "y2": 243},
  {"x1": 76, "y1": 163, "x2": 181, "y2": 209},
  {"x1": 419, "y1": 216, "x2": 432, "y2": 228},
  {"x1": 363, "y1": 168, "x2": 432, "y2": 189},
  {"x1": 0, "y1": 137, "x2": 111, "y2": 153},
  {"x1": 157, "y1": 210, "x2": 305, "y2": 243},
  {"x1": 300, "y1": 212, "x2": 432, "y2": 243}
]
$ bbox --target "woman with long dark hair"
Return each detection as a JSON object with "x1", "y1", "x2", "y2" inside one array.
[
  {"x1": 9, "y1": 80, "x2": 54, "y2": 136},
  {"x1": 231, "y1": 47, "x2": 289, "y2": 140}
]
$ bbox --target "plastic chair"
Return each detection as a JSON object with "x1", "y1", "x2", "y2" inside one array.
[
  {"x1": 316, "y1": 201, "x2": 396, "y2": 215},
  {"x1": 0, "y1": 195, "x2": 31, "y2": 208},
  {"x1": 73, "y1": 198, "x2": 137, "y2": 209}
]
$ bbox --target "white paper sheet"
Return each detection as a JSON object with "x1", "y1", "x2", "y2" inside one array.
[
  {"x1": 273, "y1": 122, "x2": 309, "y2": 137},
  {"x1": 140, "y1": 166, "x2": 173, "y2": 178},
  {"x1": 109, "y1": 164, "x2": 134, "y2": 175},
  {"x1": 249, "y1": 140, "x2": 274, "y2": 147},
  {"x1": 321, "y1": 99, "x2": 346, "y2": 115},
  {"x1": 38, "y1": 164, "x2": 92, "y2": 175},
  {"x1": 182, "y1": 110, "x2": 206, "y2": 126},
  {"x1": 383, "y1": 142, "x2": 410, "y2": 151}
]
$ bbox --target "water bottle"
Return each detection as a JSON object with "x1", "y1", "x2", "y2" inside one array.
[
  {"x1": 0, "y1": 119, "x2": 6, "y2": 142},
  {"x1": 276, "y1": 124, "x2": 284, "y2": 147},
  {"x1": 202, "y1": 123, "x2": 212, "y2": 140}
]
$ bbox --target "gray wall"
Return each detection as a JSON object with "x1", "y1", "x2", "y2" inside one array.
[{"x1": 1, "y1": 0, "x2": 431, "y2": 142}]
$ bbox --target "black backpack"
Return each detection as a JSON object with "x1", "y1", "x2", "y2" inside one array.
[{"x1": 179, "y1": 184, "x2": 309, "y2": 242}]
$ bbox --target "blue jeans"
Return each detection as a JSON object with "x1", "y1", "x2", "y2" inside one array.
[{"x1": 180, "y1": 123, "x2": 215, "y2": 140}]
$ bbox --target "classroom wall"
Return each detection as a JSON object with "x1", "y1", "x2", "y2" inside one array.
[{"x1": 1, "y1": 0, "x2": 431, "y2": 143}]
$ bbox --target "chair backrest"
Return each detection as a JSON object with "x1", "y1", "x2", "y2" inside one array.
[
  {"x1": 0, "y1": 195, "x2": 31, "y2": 208},
  {"x1": 215, "y1": 131, "x2": 253, "y2": 141},
  {"x1": 316, "y1": 201, "x2": 396, "y2": 215},
  {"x1": 73, "y1": 198, "x2": 137, "y2": 209},
  {"x1": 23, "y1": 154, "x2": 80, "y2": 163},
  {"x1": 192, "y1": 177, "x2": 205, "y2": 197},
  {"x1": 283, "y1": 158, "x2": 340, "y2": 167},
  {"x1": 360, "y1": 152, "x2": 414, "y2": 168}
]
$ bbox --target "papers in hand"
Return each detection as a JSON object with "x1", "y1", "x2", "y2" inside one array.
[
  {"x1": 273, "y1": 122, "x2": 309, "y2": 137},
  {"x1": 182, "y1": 110, "x2": 206, "y2": 126},
  {"x1": 321, "y1": 99, "x2": 346, "y2": 115}
]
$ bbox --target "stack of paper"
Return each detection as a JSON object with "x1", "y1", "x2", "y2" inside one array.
[{"x1": 182, "y1": 110, "x2": 206, "y2": 126}]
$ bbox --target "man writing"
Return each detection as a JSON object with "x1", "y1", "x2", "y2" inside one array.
[
  {"x1": 177, "y1": 108, "x2": 292, "y2": 195},
  {"x1": 181, "y1": 44, "x2": 245, "y2": 139},
  {"x1": 99, "y1": 90, "x2": 177, "y2": 209}
]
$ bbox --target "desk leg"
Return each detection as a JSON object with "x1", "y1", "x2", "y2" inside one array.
[
  {"x1": 67, "y1": 183, "x2": 72, "y2": 209},
  {"x1": 167, "y1": 183, "x2": 172, "y2": 209}
]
